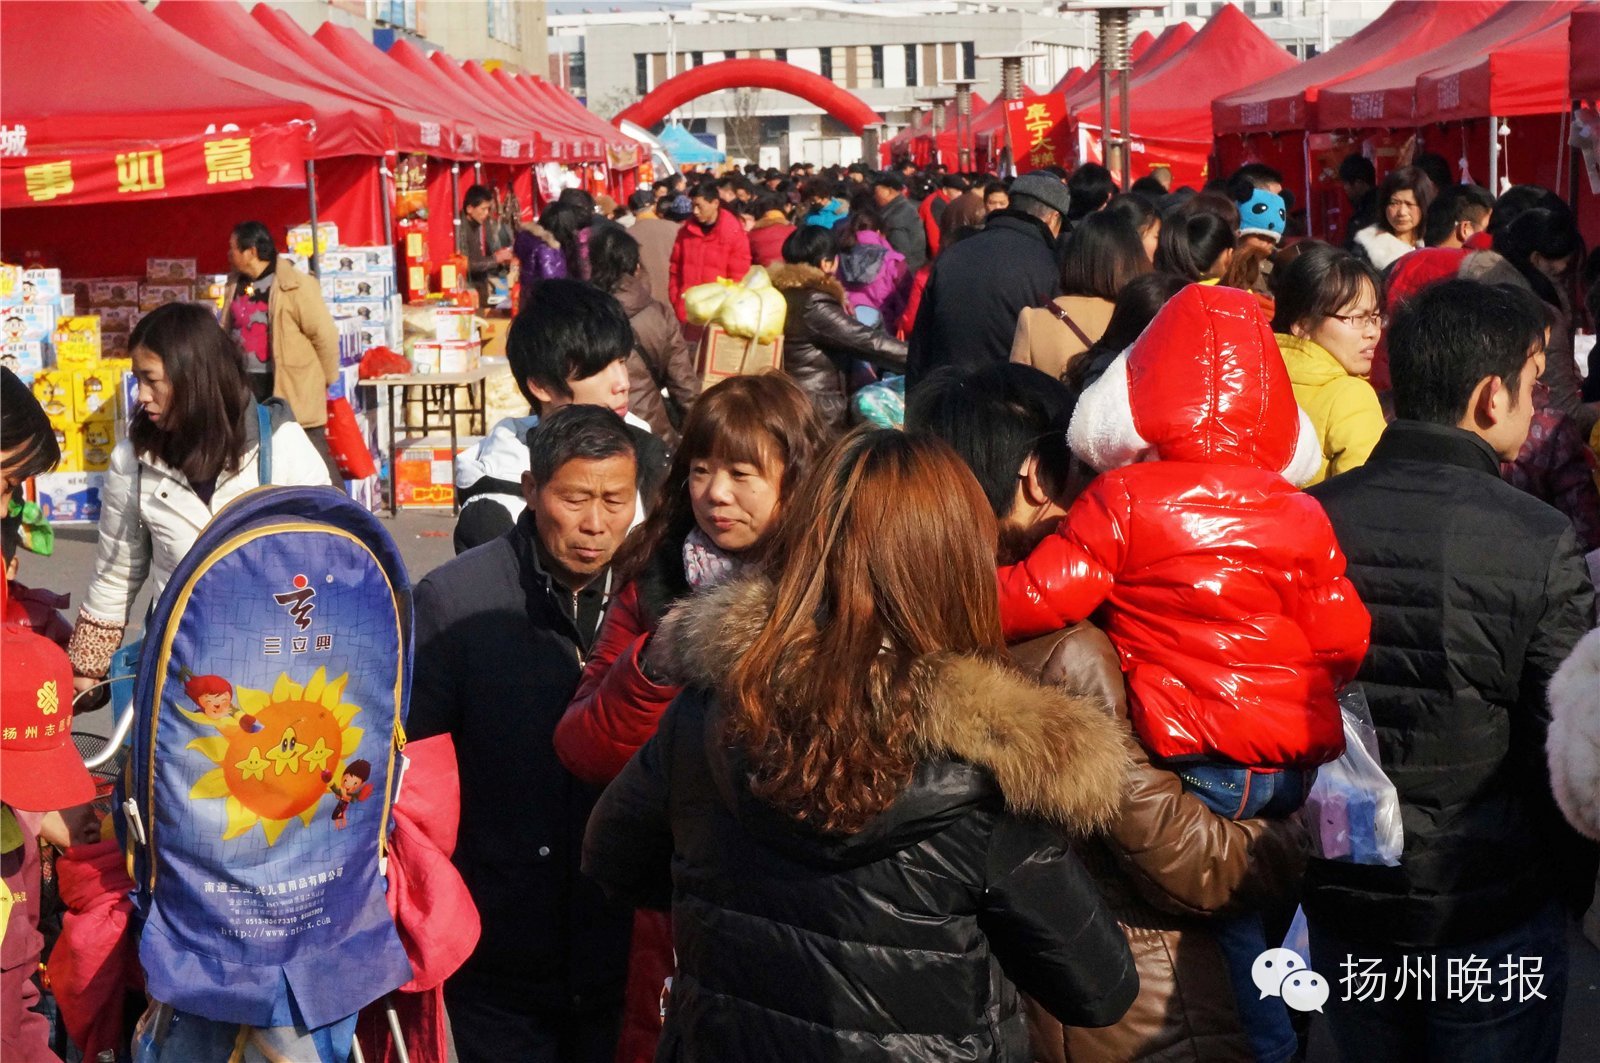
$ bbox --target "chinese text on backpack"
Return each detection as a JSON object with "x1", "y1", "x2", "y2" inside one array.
[{"x1": 121, "y1": 486, "x2": 414, "y2": 1029}]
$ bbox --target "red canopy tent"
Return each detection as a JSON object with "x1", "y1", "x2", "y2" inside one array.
[
  {"x1": 249, "y1": 2, "x2": 469, "y2": 159},
  {"x1": 459, "y1": 63, "x2": 584, "y2": 161},
  {"x1": 321, "y1": 28, "x2": 523, "y2": 166},
  {"x1": 1316, "y1": 2, "x2": 1576, "y2": 131},
  {"x1": 1413, "y1": 3, "x2": 1596, "y2": 203},
  {"x1": 1212, "y1": 0, "x2": 1501, "y2": 240},
  {"x1": 0, "y1": 0, "x2": 322, "y2": 275},
  {"x1": 1213, "y1": 1, "x2": 1501, "y2": 135},
  {"x1": 1072, "y1": 4, "x2": 1297, "y2": 188},
  {"x1": 1, "y1": 0, "x2": 309, "y2": 206},
  {"x1": 525, "y1": 74, "x2": 641, "y2": 160},
  {"x1": 1316, "y1": 2, "x2": 1585, "y2": 202},
  {"x1": 155, "y1": 0, "x2": 403, "y2": 250}
]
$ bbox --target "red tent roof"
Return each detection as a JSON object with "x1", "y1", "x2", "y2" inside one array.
[
  {"x1": 380, "y1": 39, "x2": 531, "y2": 162},
  {"x1": 154, "y1": 0, "x2": 391, "y2": 160},
  {"x1": 458, "y1": 63, "x2": 587, "y2": 161},
  {"x1": 322, "y1": 28, "x2": 524, "y2": 163},
  {"x1": 1, "y1": 0, "x2": 311, "y2": 206},
  {"x1": 1577, "y1": 9, "x2": 1600, "y2": 100},
  {"x1": 1063, "y1": 25, "x2": 1174, "y2": 111},
  {"x1": 250, "y1": 3, "x2": 469, "y2": 157},
  {"x1": 1213, "y1": 0, "x2": 1502, "y2": 135},
  {"x1": 488, "y1": 70, "x2": 589, "y2": 160},
  {"x1": 1075, "y1": 4, "x2": 1297, "y2": 145},
  {"x1": 1317, "y1": 1, "x2": 1575, "y2": 129},
  {"x1": 1415, "y1": 3, "x2": 1595, "y2": 123},
  {"x1": 524, "y1": 75, "x2": 640, "y2": 159}
]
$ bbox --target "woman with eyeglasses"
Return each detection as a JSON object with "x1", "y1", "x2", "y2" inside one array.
[
  {"x1": 1272, "y1": 242, "x2": 1387, "y2": 485},
  {"x1": 1352, "y1": 166, "x2": 1436, "y2": 271}
]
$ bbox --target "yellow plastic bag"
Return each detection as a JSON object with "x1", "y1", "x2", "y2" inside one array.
[
  {"x1": 683, "y1": 279, "x2": 735, "y2": 326},
  {"x1": 715, "y1": 267, "x2": 787, "y2": 340}
]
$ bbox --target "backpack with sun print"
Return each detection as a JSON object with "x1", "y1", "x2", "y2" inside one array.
[{"x1": 119, "y1": 485, "x2": 414, "y2": 1031}]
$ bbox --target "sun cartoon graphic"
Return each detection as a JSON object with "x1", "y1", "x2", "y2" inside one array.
[{"x1": 184, "y1": 667, "x2": 365, "y2": 845}]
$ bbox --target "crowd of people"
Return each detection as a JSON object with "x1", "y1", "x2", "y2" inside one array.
[{"x1": 4, "y1": 148, "x2": 1600, "y2": 1063}]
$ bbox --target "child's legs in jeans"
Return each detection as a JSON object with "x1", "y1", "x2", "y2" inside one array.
[
  {"x1": 1177, "y1": 763, "x2": 1309, "y2": 1063},
  {"x1": 1177, "y1": 763, "x2": 1311, "y2": 819}
]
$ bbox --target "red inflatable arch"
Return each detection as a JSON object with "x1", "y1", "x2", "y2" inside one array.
[{"x1": 615, "y1": 58, "x2": 881, "y2": 135}]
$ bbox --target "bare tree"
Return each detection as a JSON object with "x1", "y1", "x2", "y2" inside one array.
[{"x1": 726, "y1": 88, "x2": 763, "y2": 163}]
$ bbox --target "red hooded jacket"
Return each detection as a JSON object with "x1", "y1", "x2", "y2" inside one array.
[
  {"x1": 998, "y1": 284, "x2": 1371, "y2": 769},
  {"x1": 667, "y1": 207, "x2": 754, "y2": 322}
]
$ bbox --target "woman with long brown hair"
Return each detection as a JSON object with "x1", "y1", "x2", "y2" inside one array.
[
  {"x1": 584, "y1": 429, "x2": 1136, "y2": 1061},
  {"x1": 555, "y1": 371, "x2": 828, "y2": 1063}
]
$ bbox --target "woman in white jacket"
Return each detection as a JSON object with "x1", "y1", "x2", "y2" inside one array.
[
  {"x1": 1351, "y1": 165, "x2": 1436, "y2": 271},
  {"x1": 67, "y1": 302, "x2": 330, "y2": 691}
]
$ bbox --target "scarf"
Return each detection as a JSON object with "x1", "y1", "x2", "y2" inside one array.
[{"x1": 682, "y1": 526, "x2": 748, "y2": 591}]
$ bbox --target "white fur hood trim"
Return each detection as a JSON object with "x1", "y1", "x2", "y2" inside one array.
[
  {"x1": 1068, "y1": 350, "x2": 1326, "y2": 486},
  {"x1": 1548, "y1": 626, "x2": 1600, "y2": 841}
]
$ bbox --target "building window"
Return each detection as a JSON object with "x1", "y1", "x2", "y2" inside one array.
[
  {"x1": 819, "y1": 47, "x2": 834, "y2": 83},
  {"x1": 962, "y1": 41, "x2": 975, "y2": 80},
  {"x1": 870, "y1": 45, "x2": 885, "y2": 88},
  {"x1": 904, "y1": 44, "x2": 918, "y2": 86},
  {"x1": 486, "y1": 0, "x2": 517, "y2": 45},
  {"x1": 375, "y1": 0, "x2": 418, "y2": 31},
  {"x1": 691, "y1": 51, "x2": 704, "y2": 68},
  {"x1": 635, "y1": 54, "x2": 649, "y2": 96},
  {"x1": 775, "y1": 48, "x2": 787, "y2": 63}
]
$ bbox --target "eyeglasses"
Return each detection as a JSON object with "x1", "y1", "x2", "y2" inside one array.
[{"x1": 1329, "y1": 311, "x2": 1386, "y2": 330}]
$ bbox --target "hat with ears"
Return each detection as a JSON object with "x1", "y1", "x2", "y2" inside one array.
[{"x1": 1238, "y1": 188, "x2": 1287, "y2": 243}]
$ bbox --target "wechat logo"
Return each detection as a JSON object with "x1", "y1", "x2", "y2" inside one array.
[{"x1": 1253, "y1": 948, "x2": 1330, "y2": 1013}]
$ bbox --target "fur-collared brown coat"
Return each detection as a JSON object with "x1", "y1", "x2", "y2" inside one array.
[
  {"x1": 768, "y1": 263, "x2": 908, "y2": 430},
  {"x1": 583, "y1": 577, "x2": 1138, "y2": 1062}
]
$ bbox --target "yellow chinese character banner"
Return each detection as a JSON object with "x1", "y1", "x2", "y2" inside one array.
[
  {"x1": 1004, "y1": 96, "x2": 1071, "y2": 175},
  {"x1": 2, "y1": 126, "x2": 305, "y2": 208}
]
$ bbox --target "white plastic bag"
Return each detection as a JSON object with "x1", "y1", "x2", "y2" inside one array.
[{"x1": 1303, "y1": 686, "x2": 1403, "y2": 866}]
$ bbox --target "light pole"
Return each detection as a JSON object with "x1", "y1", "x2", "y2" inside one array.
[
  {"x1": 1066, "y1": 2, "x2": 1162, "y2": 188},
  {"x1": 942, "y1": 77, "x2": 982, "y2": 172},
  {"x1": 915, "y1": 91, "x2": 954, "y2": 167}
]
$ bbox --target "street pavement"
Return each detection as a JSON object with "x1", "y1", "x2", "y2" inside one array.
[{"x1": 24, "y1": 506, "x2": 1600, "y2": 1062}]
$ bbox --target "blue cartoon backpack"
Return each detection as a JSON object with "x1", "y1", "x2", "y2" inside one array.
[{"x1": 119, "y1": 485, "x2": 414, "y2": 1038}]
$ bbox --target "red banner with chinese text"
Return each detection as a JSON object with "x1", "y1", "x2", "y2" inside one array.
[
  {"x1": 1005, "y1": 97, "x2": 1071, "y2": 174},
  {"x1": 1, "y1": 125, "x2": 307, "y2": 209}
]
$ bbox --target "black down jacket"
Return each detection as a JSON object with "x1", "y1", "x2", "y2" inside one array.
[
  {"x1": 1305, "y1": 421, "x2": 1597, "y2": 949},
  {"x1": 769, "y1": 263, "x2": 907, "y2": 430},
  {"x1": 907, "y1": 211, "x2": 1061, "y2": 391},
  {"x1": 583, "y1": 577, "x2": 1139, "y2": 1062}
]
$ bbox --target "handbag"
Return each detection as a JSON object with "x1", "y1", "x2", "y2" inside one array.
[{"x1": 325, "y1": 396, "x2": 377, "y2": 480}]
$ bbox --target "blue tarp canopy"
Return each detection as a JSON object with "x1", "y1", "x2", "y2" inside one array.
[{"x1": 658, "y1": 123, "x2": 725, "y2": 164}]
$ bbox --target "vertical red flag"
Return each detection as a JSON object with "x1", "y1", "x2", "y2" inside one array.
[{"x1": 1004, "y1": 97, "x2": 1071, "y2": 174}]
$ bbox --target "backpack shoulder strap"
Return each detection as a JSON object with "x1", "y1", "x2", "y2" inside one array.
[
  {"x1": 1044, "y1": 301, "x2": 1095, "y2": 349},
  {"x1": 256, "y1": 402, "x2": 273, "y2": 484}
]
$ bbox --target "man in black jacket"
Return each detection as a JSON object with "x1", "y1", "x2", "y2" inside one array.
[
  {"x1": 906, "y1": 171, "x2": 1068, "y2": 391},
  {"x1": 458, "y1": 184, "x2": 512, "y2": 309},
  {"x1": 410, "y1": 405, "x2": 640, "y2": 1063},
  {"x1": 1305, "y1": 279, "x2": 1596, "y2": 1063}
]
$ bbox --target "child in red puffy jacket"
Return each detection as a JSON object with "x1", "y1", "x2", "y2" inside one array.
[
  {"x1": 1000, "y1": 282, "x2": 1370, "y2": 794},
  {"x1": 997, "y1": 283, "x2": 1371, "y2": 1059}
]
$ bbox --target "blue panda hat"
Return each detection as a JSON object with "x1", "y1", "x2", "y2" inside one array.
[{"x1": 1239, "y1": 187, "x2": 1287, "y2": 243}]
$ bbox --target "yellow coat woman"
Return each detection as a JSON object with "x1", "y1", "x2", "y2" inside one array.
[
  {"x1": 1277, "y1": 334, "x2": 1386, "y2": 485},
  {"x1": 1271, "y1": 243, "x2": 1388, "y2": 486}
]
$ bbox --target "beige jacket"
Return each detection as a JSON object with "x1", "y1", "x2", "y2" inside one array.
[
  {"x1": 223, "y1": 257, "x2": 340, "y2": 428},
  {"x1": 1011, "y1": 295, "x2": 1115, "y2": 380}
]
